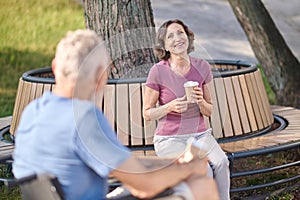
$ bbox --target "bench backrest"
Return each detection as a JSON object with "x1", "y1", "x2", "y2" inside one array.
[{"x1": 10, "y1": 61, "x2": 273, "y2": 148}]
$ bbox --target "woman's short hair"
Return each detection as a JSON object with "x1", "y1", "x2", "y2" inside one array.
[{"x1": 153, "y1": 19, "x2": 195, "y2": 60}]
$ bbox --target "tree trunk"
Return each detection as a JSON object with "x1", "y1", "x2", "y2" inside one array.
[
  {"x1": 83, "y1": 0, "x2": 157, "y2": 79},
  {"x1": 228, "y1": 0, "x2": 300, "y2": 108}
]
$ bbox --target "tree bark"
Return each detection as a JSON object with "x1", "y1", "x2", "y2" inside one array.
[
  {"x1": 228, "y1": 0, "x2": 300, "y2": 108},
  {"x1": 83, "y1": 0, "x2": 157, "y2": 79}
]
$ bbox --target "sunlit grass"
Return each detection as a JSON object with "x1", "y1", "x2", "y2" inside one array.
[
  {"x1": 0, "y1": 0, "x2": 85, "y2": 117},
  {"x1": 1, "y1": 0, "x2": 84, "y2": 197}
]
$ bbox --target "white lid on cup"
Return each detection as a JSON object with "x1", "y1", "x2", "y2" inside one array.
[{"x1": 184, "y1": 81, "x2": 199, "y2": 87}]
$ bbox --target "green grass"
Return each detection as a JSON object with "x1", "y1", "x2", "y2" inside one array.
[
  {"x1": 1, "y1": 0, "x2": 84, "y2": 197},
  {"x1": 0, "y1": 164, "x2": 20, "y2": 200},
  {"x1": 0, "y1": 0, "x2": 85, "y2": 117}
]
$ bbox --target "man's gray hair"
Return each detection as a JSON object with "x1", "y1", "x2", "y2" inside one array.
[{"x1": 55, "y1": 29, "x2": 107, "y2": 81}]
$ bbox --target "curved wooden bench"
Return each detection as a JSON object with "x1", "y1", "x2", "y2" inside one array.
[
  {"x1": 10, "y1": 69, "x2": 54, "y2": 135},
  {"x1": 9, "y1": 60, "x2": 273, "y2": 141},
  {"x1": 222, "y1": 105, "x2": 300, "y2": 192},
  {"x1": 220, "y1": 106, "x2": 300, "y2": 154},
  {"x1": 3, "y1": 60, "x2": 299, "y2": 192}
]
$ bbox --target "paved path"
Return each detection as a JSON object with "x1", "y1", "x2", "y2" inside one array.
[{"x1": 151, "y1": 0, "x2": 300, "y2": 64}]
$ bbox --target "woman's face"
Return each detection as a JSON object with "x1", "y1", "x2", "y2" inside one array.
[{"x1": 164, "y1": 23, "x2": 189, "y2": 56}]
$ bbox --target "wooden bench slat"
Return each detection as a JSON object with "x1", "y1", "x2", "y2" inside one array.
[
  {"x1": 0, "y1": 116, "x2": 12, "y2": 130},
  {"x1": 0, "y1": 141, "x2": 14, "y2": 159},
  {"x1": 103, "y1": 85, "x2": 116, "y2": 130},
  {"x1": 271, "y1": 106, "x2": 294, "y2": 113},
  {"x1": 29, "y1": 82, "x2": 37, "y2": 107},
  {"x1": 10, "y1": 79, "x2": 24, "y2": 134},
  {"x1": 285, "y1": 125, "x2": 300, "y2": 129},
  {"x1": 214, "y1": 77, "x2": 234, "y2": 137},
  {"x1": 142, "y1": 84, "x2": 156, "y2": 145},
  {"x1": 14, "y1": 79, "x2": 27, "y2": 134},
  {"x1": 51, "y1": 84, "x2": 56, "y2": 91},
  {"x1": 35, "y1": 83, "x2": 44, "y2": 99},
  {"x1": 271, "y1": 133, "x2": 300, "y2": 139},
  {"x1": 116, "y1": 84, "x2": 129, "y2": 146},
  {"x1": 249, "y1": 72, "x2": 266, "y2": 128},
  {"x1": 224, "y1": 77, "x2": 243, "y2": 136},
  {"x1": 220, "y1": 105, "x2": 300, "y2": 153},
  {"x1": 129, "y1": 83, "x2": 143, "y2": 146},
  {"x1": 255, "y1": 70, "x2": 273, "y2": 125},
  {"x1": 245, "y1": 73, "x2": 263, "y2": 129},
  {"x1": 252, "y1": 71, "x2": 269, "y2": 127},
  {"x1": 232, "y1": 76, "x2": 251, "y2": 134},
  {"x1": 208, "y1": 81, "x2": 223, "y2": 138},
  {"x1": 238, "y1": 75, "x2": 258, "y2": 132},
  {"x1": 285, "y1": 123, "x2": 300, "y2": 127},
  {"x1": 276, "y1": 110, "x2": 299, "y2": 117},
  {"x1": 278, "y1": 129, "x2": 300, "y2": 134},
  {"x1": 18, "y1": 81, "x2": 32, "y2": 129}
]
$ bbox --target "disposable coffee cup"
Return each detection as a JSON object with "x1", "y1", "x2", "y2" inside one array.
[{"x1": 184, "y1": 81, "x2": 199, "y2": 102}]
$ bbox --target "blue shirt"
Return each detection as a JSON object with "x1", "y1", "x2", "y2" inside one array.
[{"x1": 13, "y1": 92, "x2": 131, "y2": 200}]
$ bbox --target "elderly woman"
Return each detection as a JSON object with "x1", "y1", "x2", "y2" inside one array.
[{"x1": 143, "y1": 19, "x2": 230, "y2": 200}]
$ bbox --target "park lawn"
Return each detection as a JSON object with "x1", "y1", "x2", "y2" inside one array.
[
  {"x1": 0, "y1": 0, "x2": 84, "y2": 197},
  {"x1": 0, "y1": 0, "x2": 85, "y2": 117}
]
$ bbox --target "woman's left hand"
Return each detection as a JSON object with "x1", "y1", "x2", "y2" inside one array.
[{"x1": 191, "y1": 86, "x2": 204, "y2": 104}]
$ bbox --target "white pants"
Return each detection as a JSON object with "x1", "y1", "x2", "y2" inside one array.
[
  {"x1": 107, "y1": 183, "x2": 191, "y2": 200},
  {"x1": 154, "y1": 129, "x2": 230, "y2": 200}
]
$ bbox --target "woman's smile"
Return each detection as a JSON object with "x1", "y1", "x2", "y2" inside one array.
[{"x1": 165, "y1": 23, "x2": 189, "y2": 55}]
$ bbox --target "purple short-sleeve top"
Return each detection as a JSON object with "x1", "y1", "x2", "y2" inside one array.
[{"x1": 146, "y1": 56, "x2": 213, "y2": 136}]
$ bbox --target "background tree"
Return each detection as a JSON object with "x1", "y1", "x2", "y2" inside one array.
[
  {"x1": 83, "y1": 0, "x2": 157, "y2": 79},
  {"x1": 228, "y1": 0, "x2": 300, "y2": 108}
]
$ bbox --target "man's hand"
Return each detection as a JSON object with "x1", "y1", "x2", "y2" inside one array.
[{"x1": 178, "y1": 138, "x2": 209, "y2": 177}]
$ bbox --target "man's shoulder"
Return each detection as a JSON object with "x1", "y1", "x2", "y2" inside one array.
[
  {"x1": 72, "y1": 99, "x2": 100, "y2": 121},
  {"x1": 21, "y1": 92, "x2": 50, "y2": 117}
]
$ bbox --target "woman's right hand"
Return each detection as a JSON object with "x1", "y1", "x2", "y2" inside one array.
[{"x1": 167, "y1": 96, "x2": 188, "y2": 113}]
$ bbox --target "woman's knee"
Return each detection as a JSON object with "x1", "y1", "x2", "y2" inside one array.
[
  {"x1": 220, "y1": 155, "x2": 230, "y2": 167},
  {"x1": 211, "y1": 152, "x2": 229, "y2": 166}
]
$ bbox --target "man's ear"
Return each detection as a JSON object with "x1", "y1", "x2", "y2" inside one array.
[
  {"x1": 51, "y1": 58, "x2": 56, "y2": 76},
  {"x1": 96, "y1": 67, "x2": 108, "y2": 91}
]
